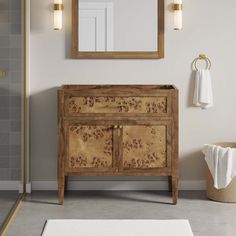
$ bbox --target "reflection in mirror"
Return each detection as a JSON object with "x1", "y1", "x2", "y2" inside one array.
[
  {"x1": 79, "y1": 0, "x2": 158, "y2": 52},
  {"x1": 0, "y1": 0, "x2": 24, "y2": 233},
  {"x1": 72, "y1": 0, "x2": 164, "y2": 59}
]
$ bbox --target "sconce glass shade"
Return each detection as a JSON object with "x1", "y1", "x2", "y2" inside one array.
[
  {"x1": 54, "y1": 0, "x2": 63, "y2": 30},
  {"x1": 173, "y1": 0, "x2": 182, "y2": 30}
]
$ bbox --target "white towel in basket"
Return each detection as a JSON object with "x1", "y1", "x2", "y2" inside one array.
[{"x1": 202, "y1": 144, "x2": 236, "y2": 189}]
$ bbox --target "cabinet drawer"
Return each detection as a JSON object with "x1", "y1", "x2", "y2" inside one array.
[{"x1": 65, "y1": 95, "x2": 170, "y2": 116}]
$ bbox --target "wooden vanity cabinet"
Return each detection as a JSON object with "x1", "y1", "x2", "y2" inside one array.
[{"x1": 58, "y1": 85, "x2": 179, "y2": 204}]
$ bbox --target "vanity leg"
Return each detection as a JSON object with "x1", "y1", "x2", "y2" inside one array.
[
  {"x1": 58, "y1": 174, "x2": 65, "y2": 205},
  {"x1": 65, "y1": 176, "x2": 68, "y2": 192},
  {"x1": 168, "y1": 176, "x2": 172, "y2": 192},
  {"x1": 58, "y1": 128, "x2": 65, "y2": 204},
  {"x1": 172, "y1": 176, "x2": 179, "y2": 205},
  {"x1": 58, "y1": 152, "x2": 65, "y2": 204}
]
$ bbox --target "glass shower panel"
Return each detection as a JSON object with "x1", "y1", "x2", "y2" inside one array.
[{"x1": 0, "y1": 0, "x2": 24, "y2": 230}]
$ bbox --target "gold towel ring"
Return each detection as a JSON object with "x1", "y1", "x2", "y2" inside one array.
[{"x1": 192, "y1": 54, "x2": 212, "y2": 71}]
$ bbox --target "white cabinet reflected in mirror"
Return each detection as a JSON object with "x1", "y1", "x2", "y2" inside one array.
[
  {"x1": 79, "y1": 0, "x2": 157, "y2": 52},
  {"x1": 72, "y1": 0, "x2": 164, "y2": 59}
]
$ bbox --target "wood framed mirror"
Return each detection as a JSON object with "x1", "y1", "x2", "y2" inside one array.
[{"x1": 72, "y1": 0, "x2": 164, "y2": 59}]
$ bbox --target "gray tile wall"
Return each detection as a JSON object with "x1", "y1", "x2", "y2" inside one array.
[{"x1": 0, "y1": 0, "x2": 22, "y2": 181}]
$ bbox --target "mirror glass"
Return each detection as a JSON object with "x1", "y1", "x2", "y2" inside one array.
[{"x1": 78, "y1": 0, "x2": 158, "y2": 52}]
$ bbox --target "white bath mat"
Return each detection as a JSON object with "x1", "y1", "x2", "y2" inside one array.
[{"x1": 42, "y1": 219, "x2": 194, "y2": 236}]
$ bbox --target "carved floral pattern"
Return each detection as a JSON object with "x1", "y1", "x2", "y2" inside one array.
[
  {"x1": 123, "y1": 126, "x2": 167, "y2": 169},
  {"x1": 68, "y1": 126, "x2": 113, "y2": 168},
  {"x1": 67, "y1": 96, "x2": 167, "y2": 114}
]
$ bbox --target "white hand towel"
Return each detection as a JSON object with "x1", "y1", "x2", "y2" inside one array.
[
  {"x1": 193, "y1": 69, "x2": 213, "y2": 109},
  {"x1": 202, "y1": 144, "x2": 236, "y2": 189}
]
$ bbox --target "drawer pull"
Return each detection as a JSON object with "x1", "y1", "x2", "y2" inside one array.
[
  {"x1": 119, "y1": 125, "x2": 123, "y2": 129},
  {"x1": 114, "y1": 125, "x2": 118, "y2": 129}
]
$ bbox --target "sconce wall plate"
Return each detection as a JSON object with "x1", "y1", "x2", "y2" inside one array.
[
  {"x1": 173, "y1": 4, "x2": 182, "y2": 11},
  {"x1": 54, "y1": 3, "x2": 64, "y2": 11}
]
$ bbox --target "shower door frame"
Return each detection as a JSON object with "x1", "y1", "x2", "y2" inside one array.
[{"x1": 0, "y1": 0, "x2": 29, "y2": 234}]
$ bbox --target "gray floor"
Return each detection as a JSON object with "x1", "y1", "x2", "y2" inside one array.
[
  {"x1": 5, "y1": 191, "x2": 236, "y2": 236},
  {"x1": 0, "y1": 191, "x2": 19, "y2": 229}
]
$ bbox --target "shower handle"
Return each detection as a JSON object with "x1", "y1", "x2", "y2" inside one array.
[{"x1": 0, "y1": 70, "x2": 7, "y2": 78}]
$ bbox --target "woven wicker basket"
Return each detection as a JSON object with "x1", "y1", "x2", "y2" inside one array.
[{"x1": 206, "y1": 143, "x2": 236, "y2": 203}]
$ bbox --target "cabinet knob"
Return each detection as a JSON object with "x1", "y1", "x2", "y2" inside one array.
[
  {"x1": 119, "y1": 125, "x2": 123, "y2": 129},
  {"x1": 114, "y1": 125, "x2": 118, "y2": 129}
]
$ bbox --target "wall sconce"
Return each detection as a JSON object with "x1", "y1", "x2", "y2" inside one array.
[
  {"x1": 54, "y1": 0, "x2": 64, "y2": 30},
  {"x1": 173, "y1": 0, "x2": 183, "y2": 30}
]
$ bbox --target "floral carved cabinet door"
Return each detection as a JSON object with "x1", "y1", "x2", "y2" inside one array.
[
  {"x1": 121, "y1": 122, "x2": 171, "y2": 171},
  {"x1": 66, "y1": 123, "x2": 115, "y2": 171}
]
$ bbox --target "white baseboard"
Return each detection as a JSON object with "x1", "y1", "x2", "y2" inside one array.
[
  {"x1": 31, "y1": 180, "x2": 206, "y2": 191},
  {"x1": 0, "y1": 181, "x2": 21, "y2": 191},
  {"x1": 26, "y1": 183, "x2": 32, "y2": 193}
]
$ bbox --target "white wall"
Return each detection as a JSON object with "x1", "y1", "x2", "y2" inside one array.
[{"x1": 30, "y1": 0, "x2": 236, "y2": 187}]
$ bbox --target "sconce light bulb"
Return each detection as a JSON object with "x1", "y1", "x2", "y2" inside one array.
[
  {"x1": 54, "y1": 0, "x2": 63, "y2": 30},
  {"x1": 173, "y1": 0, "x2": 183, "y2": 30},
  {"x1": 174, "y1": 9, "x2": 182, "y2": 30}
]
